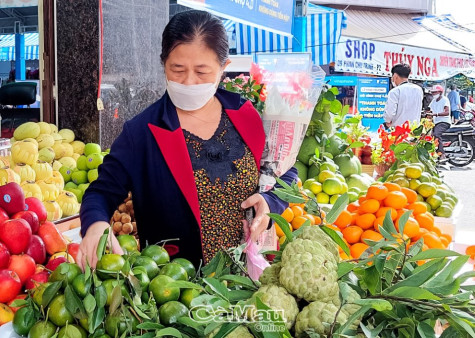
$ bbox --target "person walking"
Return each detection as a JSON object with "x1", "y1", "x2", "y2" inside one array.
[
  {"x1": 383, "y1": 63, "x2": 423, "y2": 128},
  {"x1": 428, "y1": 85, "x2": 451, "y2": 159},
  {"x1": 447, "y1": 84, "x2": 461, "y2": 123}
]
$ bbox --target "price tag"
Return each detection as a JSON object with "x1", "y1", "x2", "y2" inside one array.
[{"x1": 97, "y1": 98, "x2": 104, "y2": 111}]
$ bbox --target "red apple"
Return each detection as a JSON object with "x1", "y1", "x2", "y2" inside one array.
[
  {"x1": 37, "y1": 221, "x2": 67, "y2": 255},
  {"x1": 0, "y1": 182, "x2": 25, "y2": 216},
  {"x1": 0, "y1": 219, "x2": 32, "y2": 254},
  {"x1": 45, "y1": 256, "x2": 67, "y2": 271},
  {"x1": 7, "y1": 294, "x2": 27, "y2": 312},
  {"x1": 26, "y1": 235, "x2": 46, "y2": 264},
  {"x1": 67, "y1": 243, "x2": 80, "y2": 263},
  {"x1": 8, "y1": 254, "x2": 36, "y2": 285},
  {"x1": 0, "y1": 269, "x2": 21, "y2": 303},
  {"x1": 0, "y1": 207, "x2": 9, "y2": 224},
  {"x1": 25, "y1": 270, "x2": 49, "y2": 289},
  {"x1": 0, "y1": 241, "x2": 10, "y2": 268},
  {"x1": 24, "y1": 197, "x2": 47, "y2": 223},
  {"x1": 12, "y1": 210, "x2": 40, "y2": 234}
]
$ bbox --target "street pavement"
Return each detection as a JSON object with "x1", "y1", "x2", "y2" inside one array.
[{"x1": 439, "y1": 162, "x2": 475, "y2": 245}]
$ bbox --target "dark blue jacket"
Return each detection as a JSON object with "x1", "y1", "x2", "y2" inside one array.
[{"x1": 80, "y1": 89, "x2": 297, "y2": 264}]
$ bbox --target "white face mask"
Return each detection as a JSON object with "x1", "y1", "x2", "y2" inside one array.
[
  {"x1": 167, "y1": 77, "x2": 219, "y2": 111},
  {"x1": 433, "y1": 93, "x2": 441, "y2": 100},
  {"x1": 391, "y1": 81, "x2": 396, "y2": 88}
]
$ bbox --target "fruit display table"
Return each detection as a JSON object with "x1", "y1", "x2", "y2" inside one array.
[{"x1": 54, "y1": 214, "x2": 80, "y2": 233}]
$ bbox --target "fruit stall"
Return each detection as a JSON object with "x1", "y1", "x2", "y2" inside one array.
[{"x1": 0, "y1": 79, "x2": 474, "y2": 337}]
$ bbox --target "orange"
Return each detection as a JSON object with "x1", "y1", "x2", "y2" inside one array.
[
  {"x1": 314, "y1": 216, "x2": 323, "y2": 225},
  {"x1": 342, "y1": 226, "x2": 364, "y2": 244},
  {"x1": 466, "y1": 245, "x2": 475, "y2": 258},
  {"x1": 358, "y1": 196, "x2": 366, "y2": 204},
  {"x1": 376, "y1": 207, "x2": 397, "y2": 220},
  {"x1": 290, "y1": 206, "x2": 304, "y2": 218},
  {"x1": 440, "y1": 236, "x2": 449, "y2": 248},
  {"x1": 440, "y1": 233, "x2": 452, "y2": 243},
  {"x1": 320, "y1": 210, "x2": 326, "y2": 219},
  {"x1": 422, "y1": 233, "x2": 444, "y2": 249},
  {"x1": 366, "y1": 185, "x2": 389, "y2": 201},
  {"x1": 373, "y1": 216, "x2": 386, "y2": 232},
  {"x1": 291, "y1": 216, "x2": 307, "y2": 230},
  {"x1": 383, "y1": 191, "x2": 408, "y2": 209},
  {"x1": 302, "y1": 214, "x2": 316, "y2": 225},
  {"x1": 334, "y1": 210, "x2": 352, "y2": 229},
  {"x1": 281, "y1": 208, "x2": 294, "y2": 223},
  {"x1": 350, "y1": 243, "x2": 369, "y2": 259},
  {"x1": 275, "y1": 223, "x2": 292, "y2": 238},
  {"x1": 350, "y1": 212, "x2": 358, "y2": 225},
  {"x1": 383, "y1": 182, "x2": 402, "y2": 192},
  {"x1": 358, "y1": 199, "x2": 380, "y2": 214},
  {"x1": 415, "y1": 213, "x2": 434, "y2": 231},
  {"x1": 401, "y1": 187, "x2": 418, "y2": 204},
  {"x1": 412, "y1": 227, "x2": 429, "y2": 241},
  {"x1": 356, "y1": 213, "x2": 377, "y2": 230},
  {"x1": 396, "y1": 208, "x2": 411, "y2": 219},
  {"x1": 432, "y1": 226, "x2": 442, "y2": 237},
  {"x1": 347, "y1": 203, "x2": 359, "y2": 213},
  {"x1": 399, "y1": 217, "x2": 420, "y2": 238},
  {"x1": 340, "y1": 251, "x2": 352, "y2": 260},
  {"x1": 361, "y1": 230, "x2": 383, "y2": 243},
  {"x1": 407, "y1": 202, "x2": 427, "y2": 215},
  {"x1": 296, "y1": 179, "x2": 302, "y2": 188}
]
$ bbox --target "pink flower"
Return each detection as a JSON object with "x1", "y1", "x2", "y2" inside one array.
[{"x1": 250, "y1": 63, "x2": 264, "y2": 85}]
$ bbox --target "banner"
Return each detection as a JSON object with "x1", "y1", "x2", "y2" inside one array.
[
  {"x1": 177, "y1": 0, "x2": 294, "y2": 36},
  {"x1": 357, "y1": 78, "x2": 389, "y2": 132},
  {"x1": 0, "y1": 0, "x2": 37, "y2": 7},
  {"x1": 335, "y1": 36, "x2": 475, "y2": 81}
]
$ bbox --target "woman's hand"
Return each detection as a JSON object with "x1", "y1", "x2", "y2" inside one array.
[
  {"x1": 76, "y1": 221, "x2": 124, "y2": 270},
  {"x1": 241, "y1": 194, "x2": 270, "y2": 242}
]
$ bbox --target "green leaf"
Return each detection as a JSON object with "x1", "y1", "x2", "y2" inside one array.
[
  {"x1": 335, "y1": 305, "x2": 371, "y2": 334},
  {"x1": 440, "y1": 326, "x2": 469, "y2": 338},
  {"x1": 382, "y1": 210, "x2": 398, "y2": 236},
  {"x1": 425, "y1": 255, "x2": 469, "y2": 287},
  {"x1": 398, "y1": 210, "x2": 413, "y2": 237},
  {"x1": 96, "y1": 228, "x2": 109, "y2": 261},
  {"x1": 136, "y1": 322, "x2": 165, "y2": 330},
  {"x1": 446, "y1": 313, "x2": 475, "y2": 337},
  {"x1": 321, "y1": 225, "x2": 350, "y2": 256},
  {"x1": 350, "y1": 141, "x2": 365, "y2": 149},
  {"x1": 155, "y1": 327, "x2": 183, "y2": 337},
  {"x1": 65, "y1": 285, "x2": 88, "y2": 320},
  {"x1": 275, "y1": 176, "x2": 293, "y2": 191},
  {"x1": 388, "y1": 286, "x2": 440, "y2": 300},
  {"x1": 177, "y1": 317, "x2": 205, "y2": 334},
  {"x1": 394, "y1": 143, "x2": 411, "y2": 154},
  {"x1": 211, "y1": 323, "x2": 241, "y2": 338},
  {"x1": 109, "y1": 284, "x2": 122, "y2": 315},
  {"x1": 219, "y1": 275, "x2": 257, "y2": 289},
  {"x1": 227, "y1": 290, "x2": 255, "y2": 302},
  {"x1": 330, "y1": 99, "x2": 343, "y2": 114},
  {"x1": 271, "y1": 189, "x2": 307, "y2": 204},
  {"x1": 409, "y1": 249, "x2": 461, "y2": 262},
  {"x1": 329, "y1": 87, "x2": 339, "y2": 95},
  {"x1": 324, "y1": 91, "x2": 336, "y2": 101},
  {"x1": 338, "y1": 261, "x2": 354, "y2": 278},
  {"x1": 42, "y1": 281, "x2": 62, "y2": 308},
  {"x1": 268, "y1": 213, "x2": 293, "y2": 242},
  {"x1": 355, "y1": 298, "x2": 393, "y2": 311},
  {"x1": 168, "y1": 280, "x2": 204, "y2": 290},
  {"x1": 202, "y1": 278, "x2": 229, "y2": 301},
  {"x1": 9, "y1": 299, "x2": 27, "y2": 307},
  {"x1": 83, "y1": 294, "x2": 96, "y2": 314},
  {"x1": 314, "y1": 147, "x2": 320, "y2": 158},
  {"x1": 325, "y1": 193, "x2": 349, "y2": 223},
  {"x1": 364, "y1": 265, "x2": 382, "y2": 295},
  {"x1": 345, "y1": 117, "x2": 360, "y2": 124},
  {"x1": 89, "y1": 306, "x2": 105, "y2": 333},
  {"x1": 413, "y1": 125, "x2": 424, "y2": 136},
  {"x1": 394, "y1": 318, "x2": 416, "y2": 338},
  {"x1": 426, "y1": 278, "x2": 461, "y2": 296},
  {"x1": 342, "y1": 105, "x2": 350, "y2": 115},
  {"x1": 417, "y1": 321, "x2": 436, "y2": 338},
  {"x1": 94, "y1": 285, "x2": 108, "y2": 309}
]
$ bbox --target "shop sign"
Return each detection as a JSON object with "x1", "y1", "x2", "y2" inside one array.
[
  {"x1": 326, "y1": 75, "x2": 358, "y2": 86},
  {"x1": 357, "y1": 77, "x2": 389, "y2": 132},
  {"x1": 0, "y1": 0, "x2": 37, "y2": 7},
  {"x1": 177, "y1": 0, "x2": 294, "y2": 36},
  {"x1": 335, "y1": 37, "x2": 475, "y2": 81}
]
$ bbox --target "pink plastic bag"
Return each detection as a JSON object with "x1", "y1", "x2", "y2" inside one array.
[{"x1": 245, "y1": 238, "x2": 270, "y2": 281}]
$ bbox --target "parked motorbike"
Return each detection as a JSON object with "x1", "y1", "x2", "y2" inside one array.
[{"x1": 441, "y1": 111, "x2": 475, "y2": 167}]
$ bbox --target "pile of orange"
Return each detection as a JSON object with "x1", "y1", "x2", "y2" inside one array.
[
  {"x1": 334, "y1": 182, "x2": 452, "y2": 260},
  {"x1": 277, "y1": 203, "x2": 326, "y2": 245}
]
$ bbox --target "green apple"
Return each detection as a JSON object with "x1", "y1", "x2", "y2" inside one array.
[
  {"x1": 101, "y1": 152, "x2": 108, "y2": 157},
  {"x1": 84, "y1": 143, "x2": 101, "y2": 156},
  {"x1": 86, "y1": 153, "x2": 104, "y2": 170},
  {"x1": 59, "y1": 166, "x2": 73, "y2": 183},
  {"x1": 68, "y1": 188, "x2": 84, "y2": 203},
  {"x1": 72, "y1": 170, "x2": 88, "y2": 185},
  {"x1": 76, "y1": 155, "x2": 88, "y2": 171},
  {"x1": 88, "y1": 169, "x2": 99, "y2": 183},
  {"x1": 64, "y1": 182, "x2": 78, "y2": 190},
  {"x1": 78, "y1": 183, "x2": 90, "y2": 193}
]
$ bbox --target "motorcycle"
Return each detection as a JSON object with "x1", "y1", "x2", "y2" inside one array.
[{"x1": 440, "y1": 110, "x2": 475, "y2": 167}]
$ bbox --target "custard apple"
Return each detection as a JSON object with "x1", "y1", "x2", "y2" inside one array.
[
  {"x1": 249, "y1": 284, "x2": 299, "y2": 330},
  {"x1": 259, "y1": 262, "x2": 282, "y2": 286},
  {"x1": 280, "y1": 238, "x2": 339, "y2": 302},
  {"x1": 296, "y1": 225, "x2": 339, "y2": 261},
  {"x1": 295, "y1": 301, "x2": 347, "y2": 337},
  {"x1": 207, "y1": 325, "x2": 253, "y2": 338},
  {"x1": 340, "y1": 284, "x2": 362, "y2": 331}
]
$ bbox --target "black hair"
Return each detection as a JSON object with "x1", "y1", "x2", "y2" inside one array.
[
  {"x1": 450, "y1": 84, "x2": 457, "y2": 90},
  {"x1": 391, "y1": 63, "x2": 411, "y2": 78},
  {"x1": 161, "y1": 10, "x2": 229, "y2": 66}
]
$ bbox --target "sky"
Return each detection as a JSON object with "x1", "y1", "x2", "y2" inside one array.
[{"x1": 435, "y1": 0, "x2": 474, "y2": 23}]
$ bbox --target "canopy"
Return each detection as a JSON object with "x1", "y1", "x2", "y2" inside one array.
[
  {"x1": 229, "y1": 4, "x2": 346, "y2": 65},
  {"x1": 0, "y1": 33, "x2": 39, "y2": 61}
]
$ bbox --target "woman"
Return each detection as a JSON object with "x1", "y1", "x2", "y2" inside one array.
[{"x1": 77, "y1": 10, "x2": 297, "y2": 268}]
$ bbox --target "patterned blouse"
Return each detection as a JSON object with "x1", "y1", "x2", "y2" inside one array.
[{"x1": 183, "y1": 111, "x2": 259, "y2": 263}]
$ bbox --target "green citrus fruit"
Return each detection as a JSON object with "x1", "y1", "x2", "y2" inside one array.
[
  {"x1": 322, "y1": 178, "x2": 342, "y2": 196},
  {"x1": 446, "y1": 197, "x2": 456, "y2": 208},
  {"x1": 409, "y1": 179, "x2": 421, "y2": 191},
  {"x1": 132, "y1": 266, "x2": 150, "y2": 293},
  {"x1": 159, "y1": 301, "x2": 189, "y2": 325},
  {"x1": 435, "y1": 189, "x2": 447, "y2": 200},
  {"x1": 133, "y1": 255, "x2": 159, "y2": 279},
  {"x1": 419, "y1": 173, "x2": 432, "y2": 183},
  {"x1": 335, "y1": 174, "x2": 346, "y2": 183},
  {"x1": 72, "y1": 274, "x2": 90, "y2": 298},
  {"x1": 339, "y1": 182, "x2": 348, "y2": 194},
  {"x1": 320, "y1": 162, "x2": 337, "y2": 173},
  {"x1": 27, "y1": 320, "x2": 57, "y2": 338},
  {"x1": 97, "y1": 254, "x2": 125, "y2": 273},
  {"x1": 58, "y1": 324, "x2": 87, "y2": 338},
  {"x1": 316, "y1": 192, "x2": 330, "y2": 204},
  {"x1": 309, "y1": 181, "x2": 322, "y2": 195},
  {"x1": 172, "y1": 258, "x2": 196, "y2": 279},
  {"x1": 422, "y1": 202, "x2": 432, "y2": 213},
  {"x1": 302, "y1": 178, "x2": 316, "y2": 190},
  {"x1": 141, "y1": 245, "x2": 170, "y2": 266},
  {"x1": 318, "y1": 170, "x2": 335, "y2": 183},
  {"x1": 49, "y1": 263, "x2": 82, "y2": 288},
  {"x1": 49, "y1": 294, "x2": 74, "y2": 327},
  {"x1": 417, "y1": 183, "x2": 437, "y2": 198},
  {"x1": 117, "y1": 235, "x2": 139, "y2": 253},
  {"x1": 159, "y1": 263, "x2": 188, "y2": 281},
  {"x1": 348, "y1": 191, "x2": 359, "y2": 203},
  {"x1": 435, "y1": 203, "x2": 453, "y2": 217},
  {"x1": 426, "y1": 195, "x2": 443, "y2": 210},
  {"x1": 432, "y1": 176, "x2": 442, "y2": 185},
  {"x1": 102, "y1": 279, "x2": 126, "y2": 307},
  {"x1": 150, "y1": 275, "x2": 180, "y2": 305},
  {"x1": 79, "y1": 317, "x2": 88, "y2": 331},
  {"x1": 405, "y1": 166, "x2": 422, "y2": 179},
  {"x1": 179, "y1": 288, "x2": 201, "y2": 308},
  {"x1": 416, "y1": 194, "x2": 424, "y2": 202},
  {"x1": 12, "y1": 307, "x2": 36, "y2": 336},
  {"x1": 393, "y1": 177, "x2": 409, "y2": 188},
  {"x1": 329, "y1": 194, "x2": 341, "y2": 204},
  {"x1": 104, "y1": 308, "x2": 138, "y2": 337},
  {"x1": 33, "y1": 282, "x2": 51, "y2": 307}
]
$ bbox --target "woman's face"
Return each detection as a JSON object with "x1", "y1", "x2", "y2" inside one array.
[{"x1": 164, "y1": 39, "x2": 229, "y2": 85}]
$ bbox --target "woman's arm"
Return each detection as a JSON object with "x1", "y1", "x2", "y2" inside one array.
[{"x1": 261, "y1": 167, "x2": 299, "y2": 215}]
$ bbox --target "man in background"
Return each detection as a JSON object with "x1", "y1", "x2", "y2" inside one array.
[
  {"x1": 447, "y1": 84, "x2": 461, "y2": 123},
  {"x1": 428, "y1": 85, "x2": 451, "y2": 159},
  {"x1": 384, "y1": 63, "x2": 423, "y2": 128}
]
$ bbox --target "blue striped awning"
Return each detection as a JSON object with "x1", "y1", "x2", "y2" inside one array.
[
  {"x1": 0, "y1": 33, "x2": 39, "y2": 61},
  {"x1": 228, "y1": 4, "x2": 346, "y2": 65}
]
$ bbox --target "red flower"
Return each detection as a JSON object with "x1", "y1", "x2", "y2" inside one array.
[
  {"x1": 250, "y1": 63, "x2": 264, "y2": 85},
  {"x1": 259, "y1": 84, "x2": 267, "y2": 102},
  {"x1": 392, "y1": 121, "x2": 411, "y2": 140},
  {"x1": 424, "y1": 135, "x2": 434, "y2": 142}
]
